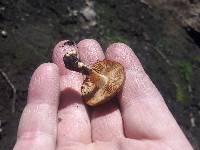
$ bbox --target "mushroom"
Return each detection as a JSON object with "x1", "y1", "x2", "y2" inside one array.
[{"x1": 63, "y1": 49, "x2": 125, "y2": 106}]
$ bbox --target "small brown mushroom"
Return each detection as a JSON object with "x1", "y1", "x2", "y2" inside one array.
[{"x1": 63, "y1": 49, "x2": 125, "y2": 106}]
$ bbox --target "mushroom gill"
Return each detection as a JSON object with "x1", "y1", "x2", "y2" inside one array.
[{"x1": 63, "y1": 50, "x2": 125, "y2": 106}]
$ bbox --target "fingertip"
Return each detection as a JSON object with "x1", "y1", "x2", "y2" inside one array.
[
  {"x1": 106, "y1": 43, "x2": 141, "y2": 71},
  {"x1": 30, "y1": 63, "x2": 59, "y2": 84},
  {"x1": 106, "y1": 42, "x2": 130, "y2": 54},
  {"x1": 52, "y1": 40, "x2": 78, "y2": 75},
  {"x1": 78, "y1": 39, "x2": 100, "y2": 49},
  {"x1": 28, "y1": 63, "x2": 60, "y2": 105},
  {"x1": 37, "y1": 63, "x2": 59, "y2": 74},
  {"x1": 78, "y1": 39, "x2": 97, "y2": 44},
  {"x1": 77, "y1": 39, "x2": 105, "y2": 66}
]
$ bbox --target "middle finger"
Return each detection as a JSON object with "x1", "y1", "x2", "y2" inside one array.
[{"x1": 77, "y1": 39, "x2": 124, "y2": 142}]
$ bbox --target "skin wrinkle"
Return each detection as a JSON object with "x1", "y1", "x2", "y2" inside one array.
[
  {"x1": 17, "y1": 131, "x2": 55, "y2": 141},
  {"x1": 56, "y1": 139, "x2": 172, "y2": 150},
  {"x1": 17, "y1": 103, "x2": 57, "y2": 138},
  {"x1": 88, "y1": 140, "x2": 119, "y2": 150},
  {"x1": 57, "y1": 141, "x2": 87, "y2": 150},
  {"x1": 118, "y1": 138, "x2": 172, "y2": 150},
  {"x1": 14, "y1": 134, "x2": 55, "y2": 150}
]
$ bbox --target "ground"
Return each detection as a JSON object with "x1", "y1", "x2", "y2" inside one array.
[{"x1": 0, "y1": 0, "x2": 200, "y2": 149}]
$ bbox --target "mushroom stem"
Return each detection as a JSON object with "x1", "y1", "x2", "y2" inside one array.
[
  {"x1": 63, "y1": 50, "x2": 109, "y2": 87},
  {"x1": 63, "y1": 54, "x2": 91, "y2": 75},
  {"x1": 63, "y1": 50, "x2": 96, "y2": 76}
]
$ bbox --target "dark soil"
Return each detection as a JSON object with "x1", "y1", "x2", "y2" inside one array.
[{"x1": 0, "y1": 0, "x2": 200, "y2": 149}]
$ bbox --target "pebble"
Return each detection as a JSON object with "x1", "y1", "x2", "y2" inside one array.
[
  {"x1": 0, "y1": 7, "x2": 5, "y2": 11},
  {"x1": 189, "y1": 113, "x2": 196, "y2": 127},
  {"x1": 1, "y1": 30, "x2": 7, "y2": 38},
  {"x1": 81, "y1": 7, "x2": 96, "y2": 21}
]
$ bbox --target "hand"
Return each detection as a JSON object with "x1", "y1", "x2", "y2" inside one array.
[{"x1": 13, "y1": 39, "x2": 193, "y2": 150}]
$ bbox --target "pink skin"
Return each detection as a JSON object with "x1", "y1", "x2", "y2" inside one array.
[{"x1": 13, "y1": 39, "x2": 193, "y2": 150}]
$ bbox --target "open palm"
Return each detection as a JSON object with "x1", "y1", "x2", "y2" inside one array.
[{"x1": 14, "y1": 39, "x2": 193, "y2": 150}]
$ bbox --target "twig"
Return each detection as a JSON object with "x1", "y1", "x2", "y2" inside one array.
[
  {"x1": 153, "y1": 47, "x2": 173, "y2": 66},
  {"x1": 0, "y1": 69, "x2": 16, "y2": 113}
]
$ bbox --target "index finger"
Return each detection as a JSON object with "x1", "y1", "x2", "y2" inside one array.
[
  {"x1": 14, "y1": 63, "x2": 60, "y2": 150},
  {"x1": 105, "y1": 43, "x2": 190, "y2": 143}
]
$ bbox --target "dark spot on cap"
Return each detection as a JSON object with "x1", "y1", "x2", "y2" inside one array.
[{"x1": 64, "y1": 40, "x2": 75, "y2": 46}]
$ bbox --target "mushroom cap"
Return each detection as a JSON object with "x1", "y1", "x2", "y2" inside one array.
[{"x1": 81, "y1": 60, "x2": 125, "y2": 106}]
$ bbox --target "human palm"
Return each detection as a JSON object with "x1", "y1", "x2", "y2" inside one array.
[{"x1": 14, "y1": 39, "x2": 193, "y2": 150}]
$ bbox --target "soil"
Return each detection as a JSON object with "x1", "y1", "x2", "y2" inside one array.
[{"x1": 0, "y1": 0, "x2": 200, "y2": 149}]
